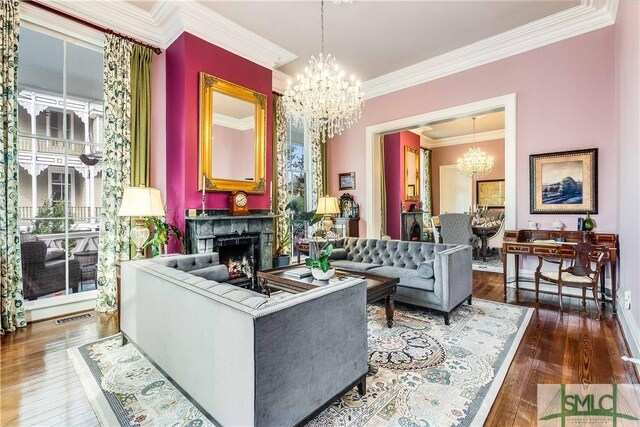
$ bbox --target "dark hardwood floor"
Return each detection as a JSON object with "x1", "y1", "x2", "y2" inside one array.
[{"x1": 1, "y1": 272, "x2": 637, "y2": 426}]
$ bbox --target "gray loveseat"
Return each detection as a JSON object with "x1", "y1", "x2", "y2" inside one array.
[
  {"x1": 326, "y1": 237, "x2": 473, "y2": 324},
  {"x1": 121, "y1": 253, "x2": 367, "y2": 426}
]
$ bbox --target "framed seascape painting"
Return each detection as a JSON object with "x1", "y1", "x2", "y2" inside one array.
[
  {"x1": 339, "y1": 172, "x2": 356, "y2": 190},
  {"x1": 476, "y1": 179, "x2": 505, "y2": 208},
  {"x1": 529, "y1": 148, "x2": 598, "y2": 214}
]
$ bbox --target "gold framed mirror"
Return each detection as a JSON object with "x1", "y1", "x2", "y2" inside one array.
[
  {"x1": 199, "y1": 72, "x2": 267, "y2": 193},
  {"x1": 405, "y1": 146, "x2": 420, "y2": 201}
]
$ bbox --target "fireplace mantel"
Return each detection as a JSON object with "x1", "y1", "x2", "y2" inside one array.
[{"x1": 185, "y1": 209, "x2": 278, "y2": 272}]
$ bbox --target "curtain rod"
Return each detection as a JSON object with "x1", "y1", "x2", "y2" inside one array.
[{"x1": 24, "y1": 0, "x2": 163, "y2": 55}]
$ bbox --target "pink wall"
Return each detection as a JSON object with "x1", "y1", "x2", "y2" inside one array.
[
  {"x1": 165, "y1": 33, "x2": 273, "y2": 244},
  {"x1": 327, "y1": 28, "x2": 616, "y2": 237},
  {"x1": 211, "y1": 125, "x2": 255, "y2": 181},
  {"x1": 431, "y1": 139, "x2": 505, "y2": 215},
  {"x1": 615, "y1": 3, "x2": 640, "y2": 336},
  {"x1": 383, "y1": 131, "x2": 420, "y2": 239}
]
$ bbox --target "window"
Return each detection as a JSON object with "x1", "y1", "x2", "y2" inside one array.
[
  {"x1": 17, "y1": 25, "x2": 104, "y2": 304},
  {"x1": 48, "y1": 167, "x2": 74, "y2": 204},
  {"x1": 284, "y1": 118, "x2": 310, "y2": 210}
]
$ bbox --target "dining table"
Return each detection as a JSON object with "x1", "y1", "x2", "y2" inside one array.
[{"x1": 472, "y1": 225, "x2": 500, "y2": 262}]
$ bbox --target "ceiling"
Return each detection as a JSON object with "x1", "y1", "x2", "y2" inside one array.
[
  {"x1": 124, "y1": 0, "x2": 579, "y2": 81},
  {"x1": 421, "y1": 111, "x2": 505, "y2": 140}
]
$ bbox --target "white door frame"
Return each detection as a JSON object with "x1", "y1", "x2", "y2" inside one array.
[
  {"x1": 365, "y1": 93, "x2": 517, "y2": 238},
  {"x1": 439, "y1": 164, "x2": 472, "y2": 214}
]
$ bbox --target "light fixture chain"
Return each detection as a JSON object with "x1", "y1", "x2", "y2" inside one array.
[{"x1": 321, "y1": 0, "x2": 324, "y2": 55}]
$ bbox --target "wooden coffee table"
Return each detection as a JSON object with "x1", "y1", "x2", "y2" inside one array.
[{"x1": 257, "y1": 264, "x2": 399, "y2": 328}]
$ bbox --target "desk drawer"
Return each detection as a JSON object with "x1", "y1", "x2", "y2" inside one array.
[
  {"x1": 533, "y1": 247, "x2": 558, "y2": 256},
  {"x1": 504, "y1": 244, "x2": 532, "y2": 254}
]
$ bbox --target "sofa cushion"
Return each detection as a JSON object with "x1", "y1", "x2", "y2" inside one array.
[
  {"x1": 368, "y1": 266, "x2": 435, "y2": 292},
  {"x1": 190, "y1": 265, "x2": 230, "y2": 282},
  {"x1": 205, "y1": 283, "x2": 269, "y2": 309},
  {"x1": 417, "y1": 260, "x2": 435, "y2": 279},
  {"x1": 329, "y1": 248, "x2": 348, "y2": 260},
  {"x1": 331, "y1": 260, "x2": 381, "y2": 272}
]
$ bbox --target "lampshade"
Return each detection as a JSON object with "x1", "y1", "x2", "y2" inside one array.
[
  {"x1": 118, "y1": 187, "x2": 165, "y2": 217},
  {"x1": 316, "y1": 196, "x2": 340, "y2": 215}
]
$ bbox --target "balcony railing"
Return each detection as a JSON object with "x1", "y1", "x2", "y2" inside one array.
[
  {"x1": 19, "y1": 206, "x2": 102, "y2": 220},
  {"x1": 36, "y1": 231, "x2": 100, "y2": 254},
  {"x1": 18, "y1": 136, "x2": 86, "y2": 155}
]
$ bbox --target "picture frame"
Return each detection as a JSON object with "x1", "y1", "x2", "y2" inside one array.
[
  {"x1": 476, "y1": 179, "x2": 505, "y2": 208},
  {"x1": 339, "y1": 172, "x2": 356, "y2": 190},
  {"x1": 529, "y1": 148, "x2": 598, "y2": 214}
]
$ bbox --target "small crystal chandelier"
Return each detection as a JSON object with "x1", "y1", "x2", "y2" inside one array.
[
  {"x1": 457, "y1": 117, "x2": 494, "y2": 178},
  {"x1": 283, "y1": 0, "x2": 364, "y2": 141}
]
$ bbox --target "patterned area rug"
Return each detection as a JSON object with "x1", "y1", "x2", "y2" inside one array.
[
  {"x1": 472, "y1": 252, "x2": 504, "y2": 273},
  {"x1": 69, "y1": 299, "x2": 532, "y2": 427}
]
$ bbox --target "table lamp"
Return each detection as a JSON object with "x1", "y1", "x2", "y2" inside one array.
[
  {"x1": 118, "y1": 186, "x2": 165, "y2": 259},
  {"x1": 316, "y1": 195, "x2": 340, "y2": 233}
]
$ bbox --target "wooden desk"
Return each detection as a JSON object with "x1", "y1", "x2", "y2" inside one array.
[{"x1": 501, "y1": 230, "x2": 619, "y2": 313}]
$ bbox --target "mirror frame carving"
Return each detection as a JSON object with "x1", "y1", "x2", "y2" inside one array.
[
  {"x1": 199, "y1": 72, "x2": 267, "y2": 194},
  {"x1": 405, "y1": 146, "x2": 420, "y2": 201}
]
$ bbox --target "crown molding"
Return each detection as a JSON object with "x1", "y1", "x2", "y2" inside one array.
[
  {"x1": 422, "y1": 129, "x2": 505, "y2": 149},
  {"x1": 362, "y1": 0, "x2": 618, "y2": 100},
  {"x1": 213, "y1": 113, "x2": 255, "y2": 131},
  {"x1": 272, "y1": 69, "x2": 290, "y2": 94},
  {"x1": 26, "y1": 0, "x2": 616, "y2": 99}
]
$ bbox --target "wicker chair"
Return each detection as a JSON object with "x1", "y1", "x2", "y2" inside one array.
[{"x1": 21, "y1": 241, "x2": 81, "y2": 300}]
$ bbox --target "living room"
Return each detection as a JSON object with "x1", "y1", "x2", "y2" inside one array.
[{"x1": 1, "y1": 1, "x2": 639, "y2": 426}]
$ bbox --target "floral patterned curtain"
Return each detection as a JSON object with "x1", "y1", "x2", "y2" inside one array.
[
  {"x1": 0, "y1": 0, "x2": 26, "y2": 334},
  {"x1": 273, "y1": 94, "x2": 290, "y2": 254},
  {"x1": 310, "y1": 131, "x2": 325, "y2": 208},
  {"x1": 423, "y1": 149, "x2": 433, "y2": 219},
  {"x1": 96, "y1": 34, "x2": 133, "y2": 312}
]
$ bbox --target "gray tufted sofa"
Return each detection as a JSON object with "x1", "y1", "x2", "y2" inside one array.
[
  {"x1": 326, "y1": 237, "x2": 473, "y2": 324},
  {"x1": 120, "y1": 253, "x2": 368, "y2": 426}
]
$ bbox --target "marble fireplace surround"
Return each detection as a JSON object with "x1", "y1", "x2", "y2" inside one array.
[{"x1": 184, "y1": 210, "x2": 277, "y2": 283}]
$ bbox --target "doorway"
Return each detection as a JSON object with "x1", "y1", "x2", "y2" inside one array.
[{"x1": 439, "y1": 165, "x2": 472, "y2": 213}]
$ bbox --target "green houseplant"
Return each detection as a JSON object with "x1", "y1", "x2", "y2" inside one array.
[
  {"x1": 143, "y1": 217, "x2": 185, "y2": 257},
  {"x1": 305, "y1": 242, "x2": 334, "y2": 280}
]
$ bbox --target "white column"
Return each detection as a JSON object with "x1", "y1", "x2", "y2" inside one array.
[
  {"x1": 45, "y1": 111, "x2": 51, "y2": 137},
  {"x1": 69, "y1": 112, "x2": 75, "y2": 141},
  {"x1": 30, "y1": 95, "x2": 38, "y2": 219},
  {"x1": 83, "y1": 111, "x2": 94, "y2": 222}
]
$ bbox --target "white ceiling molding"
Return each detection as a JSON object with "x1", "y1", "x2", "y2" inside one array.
[
  {"x1": 213, "y1": 113, "x2": 255, "y2": 131},
  {"x1": 272, "y1": 70, "x2": 290, "y2": 94},
  {"x1": 422, "y1": 129, "x2": 506, "y2": 149},
  {"x1": 362, "y1": 0, "x2": 618, "y2": 100},
  {"x1": 26, "y1": 0, "x2": 616, "y2": 98}
]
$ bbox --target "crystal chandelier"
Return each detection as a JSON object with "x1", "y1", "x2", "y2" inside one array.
[
  {"x1": 457, "y1": 117, "x2": 494, "y2": 178},
  {"x1": 283, "y1": 0, "x2": 364, "y2": 141}
]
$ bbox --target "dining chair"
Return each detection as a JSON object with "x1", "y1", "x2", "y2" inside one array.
[
  {"x1": 534, "y1": 242, "x2": 608, "y2": 319},
  {"x1": 438, "y1": 213, "x2": 479, "y2": 253},
  {"x1": 430, "y1": 216, "x2": 441, "y2": 243}
]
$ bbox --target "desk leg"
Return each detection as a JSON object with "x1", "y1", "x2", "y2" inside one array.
[
  {"x1": 502, "y1": 251, "x2": 508, "y2": 301},
  {"x1": 514, "y1": 254, "x2": 520, "y2": 293},
  {"x1": 611, "y1": 257, "x2": 617, "y2": 315}
]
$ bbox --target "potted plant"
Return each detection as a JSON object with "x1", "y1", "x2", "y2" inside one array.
[
  {"x1": 144, "y1": 217, "x2": 185, "y2": 257},
  {"x1": 305, "y1": 242, "x2": 335, "y2": 280},
  {"x1": 273, "y1": 217, "x2": 292, "y2": 267}
]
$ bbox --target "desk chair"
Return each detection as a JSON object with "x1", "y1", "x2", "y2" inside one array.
[{"x1": 534, "y1": 242, "x2": 607, "y2": 319}]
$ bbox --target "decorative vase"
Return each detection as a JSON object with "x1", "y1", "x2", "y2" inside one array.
[
  {"x1": 583, "y1": 213, "x2": 595, "y2": 231},
  {"x1": 311, "y1": 267, "x2": 336, "y2": 281},
  {"x1": 552, "y1": 220, "x2": 564, "y2": 231}
]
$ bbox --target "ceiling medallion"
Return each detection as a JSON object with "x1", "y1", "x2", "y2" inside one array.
[
  {"x1": 283, "y1": 0, "x2": 364, "y2": 141},
  {"x1": 457, "y1": 117, "x2": 494, "y2": 178}
]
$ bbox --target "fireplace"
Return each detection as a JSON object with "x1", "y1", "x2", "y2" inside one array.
[
  {"x1": 214, "y1": 233, "x2": 260, "y2": 289},
  {"x1": 401, "y1": 211, "x2": 425, "y2": 241},
  {"x1": 185, "y1": 210, "x2": 277, "y2": 288}
]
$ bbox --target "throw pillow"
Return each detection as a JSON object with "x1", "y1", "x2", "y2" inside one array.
[
  {"x1": 418, "y1": 260, "x2": 435, "y2": 279},
  {"x1": 45, "y1": 248, "x2": 65, "y2": 262},
  {"x1": 329, "y1": 248, "x2": 348, "y2": 260}
]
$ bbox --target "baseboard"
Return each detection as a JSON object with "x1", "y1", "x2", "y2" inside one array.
[
  {"x1": 617, "y1": 304, "x2": 640, "y2": 360},
  {"x1": 25, "y1": 290, "x2": 97, "y2": 322}
]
